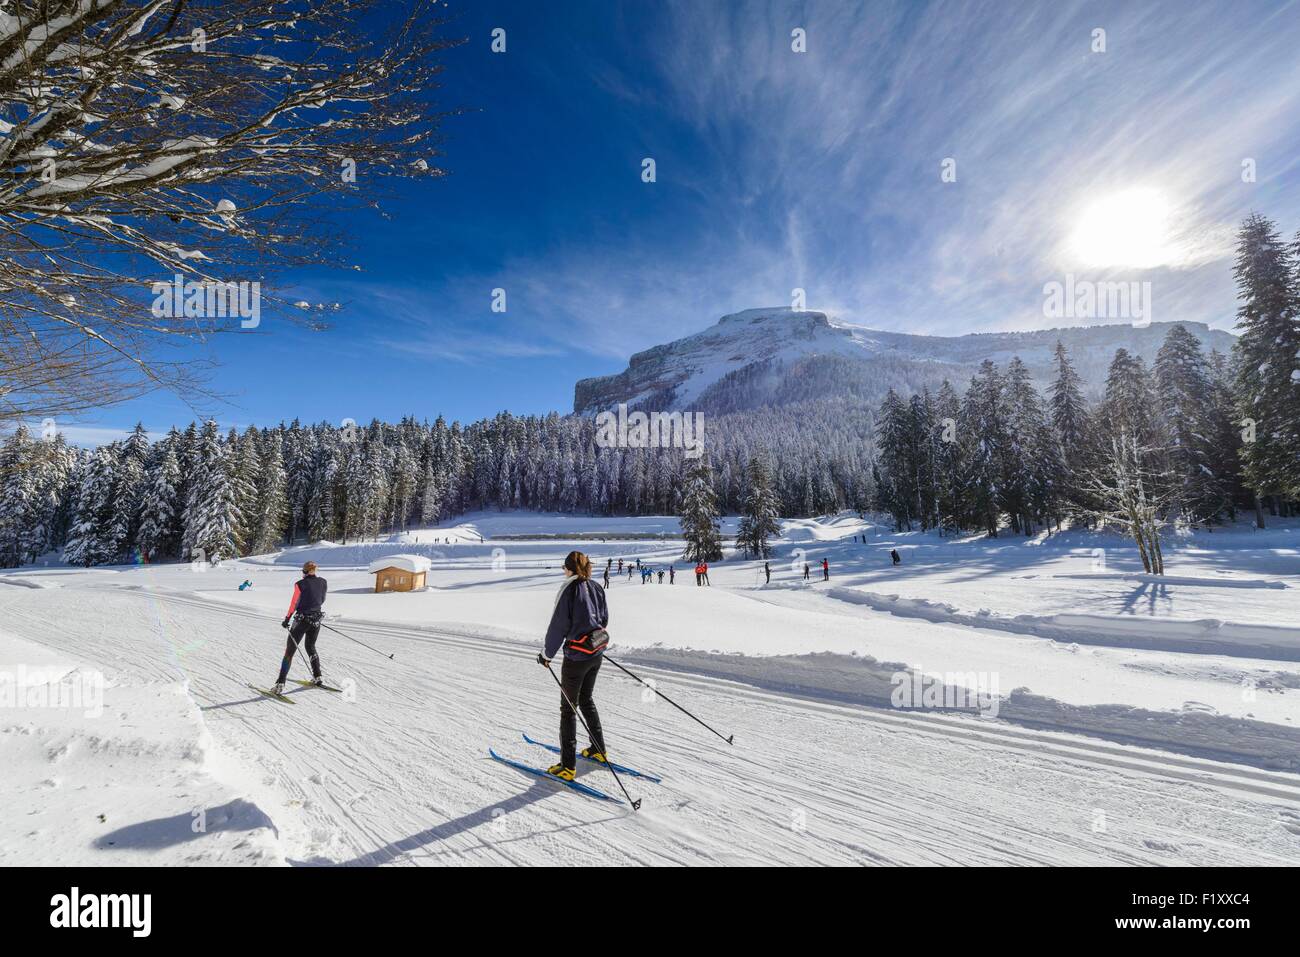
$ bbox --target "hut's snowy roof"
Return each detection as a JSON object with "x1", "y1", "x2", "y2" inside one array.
[{"x1": 367, "y1": 554, "x2": 432, "y2": 574}]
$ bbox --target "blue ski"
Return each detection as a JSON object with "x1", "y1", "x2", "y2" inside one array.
[
  {"x1": 488, "y1": 749, "x2": 622, "y2": 804},
  {"x1": 522, "y1": 733, "x2": 663, "y2": 783}
]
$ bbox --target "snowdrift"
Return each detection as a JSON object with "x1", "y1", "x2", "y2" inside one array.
[
  {"x1": 824, "y1": 586, "x2": 1300, "y2": 661},
  {"x1": 0, "y1": 630, "x2": 282, "y2": 865},
  {"x1": 616, "y1": 645, "x2": 1300, "y2": 772}
]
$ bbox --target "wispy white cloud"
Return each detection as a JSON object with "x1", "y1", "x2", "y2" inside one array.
[
  {"x1": 303, "y1": 0, "x2": 1300, "y2": 379},
  {"x1": 478, "y1": 0, "x2": 1300, "y2": 352}
]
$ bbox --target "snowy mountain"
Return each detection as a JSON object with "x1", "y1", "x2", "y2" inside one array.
[{"x1": 573, "y1": 308, "x2": 1238, "y2": 414}]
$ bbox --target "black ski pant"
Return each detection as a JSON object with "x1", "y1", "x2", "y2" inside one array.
[
  {"x1": 559, "y1": 654, "x2": 605, "y2": 769},
  {"x1": 278, "y1": 616, "x2": 322, "y2": 683}
]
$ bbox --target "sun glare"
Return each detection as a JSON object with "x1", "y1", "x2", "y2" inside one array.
[{"x1": 1067, "y1": 187, "x2": 1175, "y2": 269}]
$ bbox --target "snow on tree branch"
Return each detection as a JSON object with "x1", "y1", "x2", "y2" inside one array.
[{"x1": 0, "y1": 0, "x2": 461, "y2": 424}]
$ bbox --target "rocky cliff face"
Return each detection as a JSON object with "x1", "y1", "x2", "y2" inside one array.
[{"x1": 573, "y1": 307, "x2": 1236, "y2": 415}]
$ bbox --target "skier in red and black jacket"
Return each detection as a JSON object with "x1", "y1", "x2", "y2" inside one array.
[
  {"x1": 537, "y1": 550, "x2": 609, "y2": 781},
  {"x1": 272, "y1": 560, "x2": 328, "y2": 694}
]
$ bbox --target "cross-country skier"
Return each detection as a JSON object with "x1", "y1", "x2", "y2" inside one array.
[
  {"x1": 603, "y1": 564, "x2": 611, "y2": 588},
  {"x1": 657, "y1": 569, "x2": 664, "y2": 583},
  {"x1": 537, "y1": 551, "x2": 609, "y2": 781},
  {"x1": 272, "y1": 561, "x2": 327, "y2": 694},
  {"x1": 891, "y1": 548, "x2": 901, "y2": 566},
  {"x1": 764, "y1": 561, "x2": 770, "y2": 584},
  {"x1": 694, "y1": 561, "x2": 703, "y2": 586},
  {"x1": 803, "y1": 562, "x2": 810, "y2": 580},
  {"x1": 821, "y1": 557, "x2": 829, "y2": 581},
  {"x1": 669, "y1": 565, "x2": 675, "y2": 584}
]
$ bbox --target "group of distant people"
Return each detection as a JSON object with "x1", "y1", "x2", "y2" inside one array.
[
  {"x1": 597, "y1": 547, "x2": 901, "y2": 590},
  {"x1": 759, "y1": 557, "x2": 831, "y2": 584},
  {"x1": 602, "y1": 557, "x2": 677, "y2": 587},
  {"x1": 594, "y1": 556, "x2": 722, "y2": 587}
]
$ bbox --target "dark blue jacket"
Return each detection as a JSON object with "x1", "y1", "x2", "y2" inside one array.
[
  {"x1": 544, "y1": 578, "x2": 609, "y2": 661},
  {"x1": 287, "y1": 575, "x2": 328, "y2": 616}
]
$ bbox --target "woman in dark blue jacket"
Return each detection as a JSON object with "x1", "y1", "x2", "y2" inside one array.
[{"x1": 538, "y1": 550, "x2": 609, "y2": 780}]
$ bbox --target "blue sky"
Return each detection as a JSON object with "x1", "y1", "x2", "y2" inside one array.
[{"x1": 69, "y1": 0, "x2": 1300, "y2": 444}]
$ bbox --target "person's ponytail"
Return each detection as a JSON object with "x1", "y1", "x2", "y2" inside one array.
[{"x1": 563, "y1": 550, "x2": 592, "y2": 580}]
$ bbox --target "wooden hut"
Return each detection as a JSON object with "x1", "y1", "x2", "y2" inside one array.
[{"x1": 367, "y1": 554, "x2": 431, "y2": 593}]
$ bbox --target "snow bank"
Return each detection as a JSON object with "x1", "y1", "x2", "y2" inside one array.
[
  {"x1": 781, "y1": 512, "x2": 874, "y2": 542},
  {"x1": 824, "y1": 586, "x2": 1300, "y2": 661},
  {"x1": 617, "y1": 646, "x2": 1300, "y2": 772},
  {"x1": 0, "y1": 630, "x2": 283, "y2": 865},
  {"x1": 0, "y1": 576, "x2": 58, "y2": 589}
]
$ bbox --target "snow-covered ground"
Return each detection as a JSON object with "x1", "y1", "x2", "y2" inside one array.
[{"x1": 2, "y1": 511, "x2": 1298, "y2": 865}]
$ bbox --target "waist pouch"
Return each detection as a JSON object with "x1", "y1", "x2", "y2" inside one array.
[
  {"x1": 566, "y1": 628, "x2": 609, "y2": 656},
  {"x1": 295, "y1": 611, "x2": 324, "y2": 625}
]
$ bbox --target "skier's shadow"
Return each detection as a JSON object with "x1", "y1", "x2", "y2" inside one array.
[
  {"x1": 199, "y1": 687, "x2": 306, "y2": 711},
  {"x1": 312, "y1": 777, "x2": 604, "y2": 867}
]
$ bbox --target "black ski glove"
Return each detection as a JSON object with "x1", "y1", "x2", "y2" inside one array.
[
  {"x1": 281, "y1": 617, "x2": 291, "y2": 629},
  {"x1": 537, "y1": 653, "x2": 550, "y2": 667}
]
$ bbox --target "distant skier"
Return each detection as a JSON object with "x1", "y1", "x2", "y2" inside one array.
[
  {"x1": 627, "y1": 566, "x2": 634, "y2": 580},
  {"x1": 617, "y1": 558, "x2": 623, "y2": 573},
  {"x1": 272, "y1": 561, "x2": 327, "y2": 694},
  {"x1": 239, "y1": 579, "x2": 253, "y2": 591},
  {"x1": 821, "y1": 557, "x2": 829, "y2": 581},
  {"x1": 891, "y1": 548, "x2": 901, "y2": 566},
  {"x1": 669, "y1": 565, "x2": 675, "y2": 584},
  {"x1": 537, "y1": 551, "x2": 609, "y2": 781},
  {"x1": 657, "y1": 569, "x2": 664, "y2": 584},
  {"x1": 603, "y1": 565, "x2": 611, "y2": 588},
  {"x1": 694, "y1": 562, "x2": 703, "y2": 586},
  {"x1": 763, "y1": 561, "x2": 770, "y2": 585},
  {"x1": 701, "y1": 561, "x2": 711, "y2": 586}
]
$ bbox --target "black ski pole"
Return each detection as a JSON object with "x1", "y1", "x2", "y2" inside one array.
[
  {"x1": 318, "y1": 620, "x2": 395, "y2": 660},
  {"x1": 604, "y1": 654, "x2": 734, "y2": 745},
  {"x1": 540, "y1": 656, "x2": 640, "y2": 810},
  {"x1": 290, "y1": 633, "x2": 314, "y2": 678}
]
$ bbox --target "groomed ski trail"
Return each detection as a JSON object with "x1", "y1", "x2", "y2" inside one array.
[{"x1": 2, "y1": 580, "x2": 1298, "y2": 866}]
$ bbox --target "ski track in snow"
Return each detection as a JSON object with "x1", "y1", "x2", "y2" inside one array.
[{"x1": 2, "y1": 581, "x2": 1298, "y2": 866}]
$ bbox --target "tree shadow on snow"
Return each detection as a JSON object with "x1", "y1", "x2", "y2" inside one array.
[
  {"x1": 1116, "y1": 581, "x2": 1172, "y2": 616},
  {"x1": 93, "y1": 799, "x2": 278, "y2": 851}
]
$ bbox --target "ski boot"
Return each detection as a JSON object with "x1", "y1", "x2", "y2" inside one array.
[
  {"x1": 546, "y1": 763, "x2": 576, "y2": 782},
  {"x1": 271, "y1": 682, "x2": 286, "y2": 696},
  {"x1": 581, "y1": 746, "x2": 608, "y2": 764},
  {"x1": 310, "y1": 675, "x2": 325, "y2": 687}
]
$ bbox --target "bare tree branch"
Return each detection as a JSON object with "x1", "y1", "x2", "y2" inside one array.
[{"x1": 0, "y1": 0, "x2": 462, "y2": 425}]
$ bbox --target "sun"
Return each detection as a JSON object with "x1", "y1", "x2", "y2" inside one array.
[{"x1": 1067, "y1": 187, "x2": 1174, "y2": 269}]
